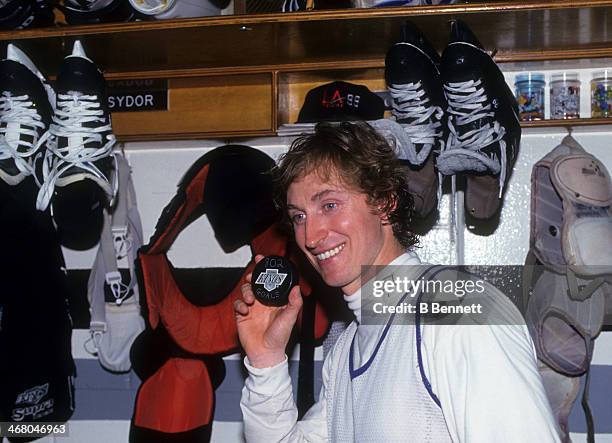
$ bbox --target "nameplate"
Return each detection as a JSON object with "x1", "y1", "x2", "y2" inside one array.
[{"x1": 107, "y1": 79, "x2": 168, "y2": 112}]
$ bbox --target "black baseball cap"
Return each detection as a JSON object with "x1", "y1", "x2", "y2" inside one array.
[{"x1": 297, "y1": 81, "x2": 385, "y2": 123}]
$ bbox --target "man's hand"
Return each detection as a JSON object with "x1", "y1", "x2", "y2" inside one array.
[{"x1": 234, "y1": 255, "x2": 303, "y2": 368}]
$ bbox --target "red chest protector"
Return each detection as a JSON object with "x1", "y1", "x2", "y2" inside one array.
[{"x1": 130, "y1": 145, "x2": 329, "y2": 442}]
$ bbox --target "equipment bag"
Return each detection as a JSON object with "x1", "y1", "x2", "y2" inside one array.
[
  {"x1": 86, "y1": 153, "x2": 145, "y2": 373},
  {"x1": 524, "y1": 135, "x2": 612, "y2": 442}
]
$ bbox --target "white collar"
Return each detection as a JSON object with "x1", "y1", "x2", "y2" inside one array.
[{"x1": 343, "y1": 250, "x2": 421, "y2": 323}]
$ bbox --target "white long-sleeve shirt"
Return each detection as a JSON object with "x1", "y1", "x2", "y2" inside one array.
[{"x1": 240, "y1": 253, "x2": 561, "y2": 442}]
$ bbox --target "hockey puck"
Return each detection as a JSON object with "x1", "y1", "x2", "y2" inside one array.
[{"x1": 251, "y1": 255, "x2": 297, "y2": 306}]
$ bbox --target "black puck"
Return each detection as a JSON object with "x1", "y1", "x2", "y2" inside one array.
[{"x1": 251, "y1": 255, "x2": 297, "y2": 306}]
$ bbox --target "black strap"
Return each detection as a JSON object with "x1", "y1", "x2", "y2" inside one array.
[
  {"x1": 297, "y1": 293, "x2": 316, "y2": 419},
  {"x1": 582, "y1": 365, "x2": 595, "y2": 443}
]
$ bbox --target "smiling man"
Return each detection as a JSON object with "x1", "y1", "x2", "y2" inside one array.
[
  {"x1": 286, "y1": 170, "x2": 404, "y2": 294},
  {"x1": 234, "y1": 122, "x2": 560, "y2": 442}
]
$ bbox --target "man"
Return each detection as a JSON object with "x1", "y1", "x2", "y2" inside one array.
[{"x1": 234, "y1": 122, "x2": 560, "y2": 442}]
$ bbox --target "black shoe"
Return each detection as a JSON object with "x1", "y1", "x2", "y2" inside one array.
[
  {"x1": 385, "y1": 21, "x2": 446, "y2": 218},
  {"x1": 0, "y1": 44, "x2": 55, "y2": 188},
  {"x1": 62, "y1": 0, "x2": 135, "y2": 25},
  {"x1": 36, "y1": 40, "x2": 117, "y2": 250},
  {"x1": 0, "y1": 0, "x2": 54, "y2": 30},
  {"x1": 438, "y1": 19, "x2": 521, "y2": 221}
]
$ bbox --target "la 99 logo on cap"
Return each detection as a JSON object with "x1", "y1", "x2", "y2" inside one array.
[{"x1": 251, "y1": 255, "x2": 297, "y2": 306}]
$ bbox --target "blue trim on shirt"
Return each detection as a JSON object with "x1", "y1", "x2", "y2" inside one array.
[
  {"x1": 348, "y1": 266, "x2": 435, "y2": 380},
  {"x1": 349, "y1": 306, "x2": 396, "y2": 379},
  {"x1": 414, "y1": 271, "x2": 442, "y2": 409},
  {"x1": 415, "y1": 267, "x2": 449, "y2": 409}
]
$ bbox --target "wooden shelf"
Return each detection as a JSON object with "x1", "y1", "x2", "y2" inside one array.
[
  {"x1": 110, "y1": 74, "x2": 275, "y2": 140},
  {"x1": 2, "y1": 0, "x2": 611, "y2": 140},
  {"x1": 1, "y1": 0, "x2": 611, "y2": 78},
  {"x1": 112, "y1": 118, "x2": 612, "y2": 142},
  {"x1": 521, "y1": 117, "x2": 612, "y2": 128}
]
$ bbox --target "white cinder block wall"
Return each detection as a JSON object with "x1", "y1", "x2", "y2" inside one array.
[{"x1": 30, "y1": 122, "x2": 612, "y2": 441}]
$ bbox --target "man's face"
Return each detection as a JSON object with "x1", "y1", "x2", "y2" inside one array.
[{"x1": 287, "y1": 170, "x2": 401, "y2": 295}]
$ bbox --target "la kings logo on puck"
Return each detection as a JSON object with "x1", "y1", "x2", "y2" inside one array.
[
  {"x1": 255, "y1": 268, "x2": 287, "y2": 292},
  {"x1": 252, "y1": 256, "x2": 297, "y2": 306}
]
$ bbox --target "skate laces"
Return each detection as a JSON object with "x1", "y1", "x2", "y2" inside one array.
[
  {"x1": 388, "y1": 81, "x2": 443, "y2": 154},
  {"x1": 388, "y1": 81, "x2": 445, "y2": 212},
  {"x1": 35, "y1": 92, "x2": 116, "y2": 211},
  {"x1": 282, "y1": 0, "x2": 299, "y2": 12},
  {"x1": 443, "y1": 78, "x2": 507, "y2": 197},
  {"x1": 0, "y1": 92, "x2": 46, "y2": 176}
]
